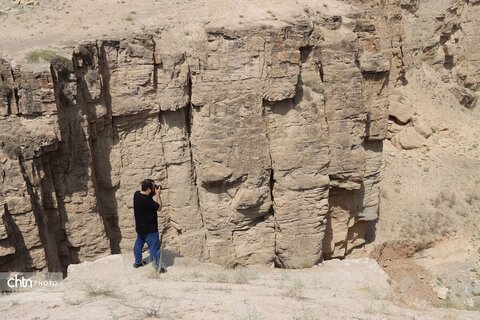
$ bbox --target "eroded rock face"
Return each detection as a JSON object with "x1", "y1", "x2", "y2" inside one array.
[
  {"x1": 0, "y1": 7, "x2": 395, "y2": 271},
  {"x1": 346, "y1": 0, "x2": 478, "y2": 152}
]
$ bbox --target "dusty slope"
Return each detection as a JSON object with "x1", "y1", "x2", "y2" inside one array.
[
  {"x1": 1, "y1": 254, "x2": 480, "y2": 320},
  {"x1": 377, "y1": 63, "x2": 480, "y2": 244},
  {"x1": 367, "y1": 62, "x2": 480, "y2": 311},
  {"x1": 0, "y1": 0, "x2": 352, "y2": 63},
  {"x1": 339, "y1": 1, "x2": 480, "y2": 308}
]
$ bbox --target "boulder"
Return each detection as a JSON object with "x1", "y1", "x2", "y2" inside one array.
[
  {"x1": 449, "y1": 85, "x2": 477, "y2": 109},
  {"x1": 436, "y1": 287, "x2": 449, "y2": 300},
  {"x1": 389, "y1": 95, "x2": 414, "y2": 124},
  {"x1": 391, "y1": 127, "x2": 427, "y2": 150}
]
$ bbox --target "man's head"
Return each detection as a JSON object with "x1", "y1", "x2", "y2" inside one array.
[{"x1": 141, "y1": 179, "x2": 156, "y2": 196}]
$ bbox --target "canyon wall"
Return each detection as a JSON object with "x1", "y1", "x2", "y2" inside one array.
[
  {"x1": 1, "y1": 0, "x2": 477, "y2": 272},
  {"x1": 344, "y1": 0, "x2": 479, "y2": 146}
]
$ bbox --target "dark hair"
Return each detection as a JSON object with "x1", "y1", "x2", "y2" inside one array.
[{"x1": 141, "y1": 179, "x2": 155, "y2": 191}]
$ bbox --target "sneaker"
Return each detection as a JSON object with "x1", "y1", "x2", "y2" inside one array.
[
  {"x1": 158, "y1": 266, "x2": 167, "y2": 273},
  {"x1": 153, "y1": 264, "x2": 167, "y2": 273},
  {"x1": 133, "y1": 261, "x2": 147, "y2": 268}
]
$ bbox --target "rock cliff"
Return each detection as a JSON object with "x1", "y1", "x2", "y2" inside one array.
[{"x1": 0, "y1": 0, "x2": 477, "y2": 272}]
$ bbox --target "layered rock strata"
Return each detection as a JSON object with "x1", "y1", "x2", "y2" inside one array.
[{"x1": 0, "y1": 11, "x2": 391, "y2": 271}]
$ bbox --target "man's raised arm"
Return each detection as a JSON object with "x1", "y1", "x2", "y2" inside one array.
[{"x1": 155, "y1": 187, "x2": 162, "y2": 212}]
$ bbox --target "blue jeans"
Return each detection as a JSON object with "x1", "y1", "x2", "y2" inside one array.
[{"x1": 134, "y1": 232, "x2": 161, "y2": 268}]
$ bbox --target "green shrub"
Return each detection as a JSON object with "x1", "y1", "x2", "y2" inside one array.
[{"x1": 25, "y1": 49, "x2": 58, "y2": 63}]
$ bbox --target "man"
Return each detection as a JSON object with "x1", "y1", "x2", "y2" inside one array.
[{"x1": 133, "y1": 179, "x2": 165, "y2": 272}]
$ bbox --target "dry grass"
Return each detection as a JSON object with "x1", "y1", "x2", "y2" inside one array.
[
  {"x1": 108, "y1": 295, "x2": 171, "y2": 319},
  {"x1": 292, "y1": 305, "x2": 318, "y2": 320},
  {"x1": 124, "y1": 14, "x2": 134, "y2": 23},
  {"x1": 283, "y1": 256, "x2": 317, "y2": 269},
  {"x1": 400, "y1": 208, "x2": 455, "y2": 241},
  {"x1": 465, "y1": 192, "x2": 480, "y2": 206},
  {"x1": 360, "y1": 284, "x2": 388, "y2": 300},
  {"x1": 173, "y1": 270, "x2": 202, "y2": 281},
  {"x1": 218, "y1": 258, "x2": 237, "y2": 269},
  {"x1": 237, "y1": 306, "x2": 260, "y2": 320},
  {"x1": 231, "y1": 268, "x2": 255, "y2": 284},
  {"x1": 207, "y1": 271, "x2": 229, "y2": 283},
  {"x1": 63, "y1": 297, "x2": 84, "y2": 306},
  {"x1": 436, "y1": 297, "x2": 459, "y2": 310},
  {"x1": 144, "y1": 264, "x2": 168, "y2": 280},
  {"x1": 362, "y1": 303, "x2": 403, "y2": 317},
  {"x1": 392, "y1": 187, "x2": 480, "y2": 245},
  {"x1": 431, "y1": 191, "x2": 457, "y2": 209},
  {"x1": 363, "y1": 304, "x2": 377, "y2": 315},
  {"x1": 25, "y1": 49, "x2": 58, "y2": 63},
  {"x1": 81, "y1": 280, "x2": 119, "y2": 298},
  {"x1": 443, "y1": 313, "x2": 459, "y2": 320},
  {"x1": 207, "y1": 267, "x2": 257, "y2": 284},
  {"x1": 282, "y1": 277, "x2": 305, "y2": 300}
]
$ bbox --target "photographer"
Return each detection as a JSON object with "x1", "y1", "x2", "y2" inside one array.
[{"x1": 132, "y1": 179, "x2": 165, "y2": 272}]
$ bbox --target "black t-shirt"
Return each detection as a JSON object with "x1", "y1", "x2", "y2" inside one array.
[{"x1": 133, "y1": 191, "x2": 160, "y2": 235}]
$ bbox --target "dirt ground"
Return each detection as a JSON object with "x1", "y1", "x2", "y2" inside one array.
[
  {"x1": 0, "y1": 0, "x2": 351, "y2": 65},
  {"x1": 1, "y1": 254, "x2": 479, "y2": 320}
]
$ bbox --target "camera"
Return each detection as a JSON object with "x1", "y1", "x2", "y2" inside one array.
[{"x1": 155, "y1": 184, "x2": 161, "y2": 190}]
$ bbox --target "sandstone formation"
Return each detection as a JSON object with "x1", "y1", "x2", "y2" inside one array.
[
  {"x1": 345, "y1": 0, "x2": 479, "y2": 150},
  {"x1": 0, "y1": 0, "x2": 478, "y2": 272}
]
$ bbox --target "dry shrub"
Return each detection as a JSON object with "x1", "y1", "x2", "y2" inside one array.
[
  {"x1": 25, "y1": 49, "x2": 58, "y2": 63},
  {"x1": 207, "y1": 267, "x2": 257, "y2": 284},
  {"x1": 282, "y1": 278, "x2": 305, "y2": 300},
  {"x1": 431, "y1": 191, "x2": 457, "y2": 209},
  {"x1": 81, "y1": 280, "x2": 119, "y2": 298},
  {"x1": 283, "y1": 256, "x2": 317, "y2": 269}
]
